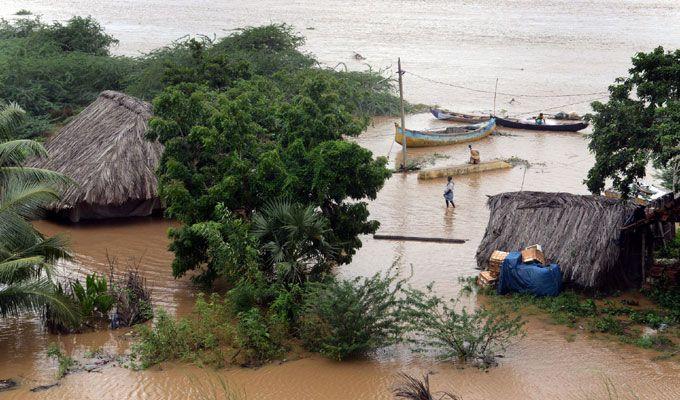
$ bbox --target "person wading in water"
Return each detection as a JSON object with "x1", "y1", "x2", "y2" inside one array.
[{"x1": 444, "y1": 176, "x2": 455, "y2": 208}]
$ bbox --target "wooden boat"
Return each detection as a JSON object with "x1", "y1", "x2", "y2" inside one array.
[
  {"x1": 418, "y1": 159, "x2": 512, "y2": 179},
  {"x1": 430, "y1": 108, "x2": 489, "y2": 123},
  {"x1": 495, "y1": 116, "x2": 588, "y2": 132},
  {"x1": 395, "y1": 118, "x2": 496, "y2": 147}
]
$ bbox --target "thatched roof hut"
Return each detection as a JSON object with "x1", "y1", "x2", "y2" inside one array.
[
  {"x1": 476, "y1": 191, "x2": 644, "y2": 291},
  {"x1": 31, "y1": 91, "x2": 163, "y2": 222}
]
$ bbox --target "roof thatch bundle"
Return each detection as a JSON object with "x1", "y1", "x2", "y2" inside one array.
[
  {"x1": 30, "y1": 91, "x2": 163, "y2": 221},
  {"x1": 476, "y1": 191, "x2": 643, "y2": 291}
]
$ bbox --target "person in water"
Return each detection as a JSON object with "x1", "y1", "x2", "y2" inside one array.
[
  {"x1": 535, "y1": 113, "x2": 546, "y2": 125},
  {"x1": 444, "y1": 176, "x2": 455, "y2": 208},
  {"x1": 468, "y1": 144, "x2": 480, "y2": 164}
]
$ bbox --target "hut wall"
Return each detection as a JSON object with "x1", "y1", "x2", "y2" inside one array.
[{"x1": 476, "y1": 191, "x2": 644, "y2": 291}]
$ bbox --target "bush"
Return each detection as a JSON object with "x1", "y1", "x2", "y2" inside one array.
[
  {"x1": 589, "y1": 316, "x2": 625, "y2": 335},
  {"x1": 109, "y1": 265, "x2": 154, "y2": 328},
  {"x1": 132, "y1": 294, "x2": 235, "y2": 369},
  {"x1": 235, "y1": 308, "x2": 285, "y2": 366},
  {"x1": 298, "y1": 269, "x2": 407, "y2": 361},
  {"x1": 405, "y1": 286, "x2": 525, "y2": 366}
]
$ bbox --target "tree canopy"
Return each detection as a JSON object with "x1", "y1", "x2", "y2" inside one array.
[{"x1": 587, "y1": 46, "x2": 680, "y2": 196}]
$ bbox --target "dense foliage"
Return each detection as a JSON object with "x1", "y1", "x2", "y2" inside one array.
[
  {"x1": 149, "y1": 75, "x2": 391, "y2": 284},
  {"x1": 0, "y1": 16, "x2": 133, "y2": 138},
  {"x1": 0, "y1": 17, "x2": 404, "y2": 140},
  {"x1": 587, "y1": 47, "x2": 680, "y2": 197},
  {"x1": 299, "y1": 270, "x2": 407, "y2": 360}
]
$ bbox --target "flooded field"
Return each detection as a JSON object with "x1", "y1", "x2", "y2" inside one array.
[{"x1": 1, "y1": 0, "x2": 679, "y2": 399}]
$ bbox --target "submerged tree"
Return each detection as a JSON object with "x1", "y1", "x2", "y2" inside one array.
[
  {"x1": 587, "y1": 46, "x2": 680, "y2": 197},
  {"x1": 0, "y1": 102, "x2": 77, "y2": 324}
]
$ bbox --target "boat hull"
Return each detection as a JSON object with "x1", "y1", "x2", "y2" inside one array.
[
  {"x1": 430, "y1": 108, "x2": 489, "y2": 123},
  {"x1": 495, "y1": 117, "x2": 588, "y2": 132},
  {"x1": 395, "y1": 118, "x2": 496, "y2": 147}
]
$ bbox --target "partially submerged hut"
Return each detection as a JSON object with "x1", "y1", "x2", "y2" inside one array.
[
  {"x1": 476, "y1": 191, "x2": 644, "y2": 291},
  {"x1": 31, "y1": 91, "x2": 163, "y2": 222}
]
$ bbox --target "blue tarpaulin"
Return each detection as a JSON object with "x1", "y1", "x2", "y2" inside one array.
[{"x1": 497, "y1": 251, "x2": 562, "y2": 297}]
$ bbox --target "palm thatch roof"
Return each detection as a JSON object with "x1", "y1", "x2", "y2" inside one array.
[
  {"x1": 476, "y1": 191, "x2": 643, "y2": 290},
  {"x1": 30, "y1": 91, "x2": 162, "y2": 217}
]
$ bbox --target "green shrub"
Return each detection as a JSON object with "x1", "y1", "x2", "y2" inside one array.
[
  {"x1": 589, "y1": 316, "x2": 625, "y2": 335},
  {"x1": 236, "y1": 308, "x2": 285, "y2": 366},
  {"x1": 299, "y1": 270, "x2": 407, "y2": 361},
  {"x1": 132, "y1": 294, "x2": 235, "y2": 369},
  {"x1": 405, "y1": 286, "x2": 525, "y2": 366}
]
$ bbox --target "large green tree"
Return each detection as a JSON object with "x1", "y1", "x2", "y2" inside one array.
[
  {"x1": 0, "y1": 102, "x2": 77, "y2": 324},
  {"x1": 587, "y1": 47, "x2": 680, "y2": 197},
  {"x1": 148, "y1": 76, "x2": 390, "y2": 284}
]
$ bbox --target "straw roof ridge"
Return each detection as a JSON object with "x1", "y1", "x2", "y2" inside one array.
[
  {"x1": 476, "y1": 191, "x2": 639, "y2": 290},
  {"x1": 30, "y1": 90, "x2": 163, "y2": 209}
]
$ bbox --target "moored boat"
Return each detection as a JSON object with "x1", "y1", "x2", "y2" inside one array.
[
  {"x1": 495, "y1": 116, "x2": 588, "y2": 132},
  {"x1": 395, "y1": 118, "x2": 496, "y2": 147},
  {"x1": 430, "y1": 108, "x2": 489, "y2": 123}
]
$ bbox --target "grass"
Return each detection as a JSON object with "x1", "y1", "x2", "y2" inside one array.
[
  {"x1": 484, "y1": 287, "x2": 679, "y2": 358},
  {"x1": 15, "y1": 9, "x2": 32, "y2": 15}
]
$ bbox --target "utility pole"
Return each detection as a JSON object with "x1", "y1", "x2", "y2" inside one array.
[{"x1": 398, "y1": 57, "x2": 407, "y2": 172}]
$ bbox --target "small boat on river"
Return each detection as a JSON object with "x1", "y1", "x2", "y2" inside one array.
[
  {"x1": 430, "y1": 108, "x2": 489, "y2": 123},
  {"x1": 495, "y1": 116, "x2": 588, "y2": 132},
  {"x1": 395, "y1": 118, "x2": 496, "y2": 147}
]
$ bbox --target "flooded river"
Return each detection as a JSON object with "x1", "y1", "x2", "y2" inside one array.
[{"x1": 1, "y1": 1, "x2": 680, "y2": 399}]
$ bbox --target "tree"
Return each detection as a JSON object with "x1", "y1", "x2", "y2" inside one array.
[
  {"x1": 148, "y1": 75, "x2": 391, "y2": 285},
  {"x1": 252, "y1": 200, "x2": 335, "y2": 284},
  {"x1": 0, "y1": 102, "x2": 77, "y2": 324},
  {"x1": 587, "y1": 47, "x2": 680, "y2": 197}
]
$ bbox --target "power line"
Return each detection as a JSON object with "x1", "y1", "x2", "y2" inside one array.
[{"x1": 404, "y1": 71, "x2": 609, "y2": 99}]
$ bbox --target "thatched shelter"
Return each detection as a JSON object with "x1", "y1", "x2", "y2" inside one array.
[
  {"x1": 476, "y1": 191, "x2": 644, "y2": 291},
  {"x1": 31, "y1": 91, "x2": 163, "y2": 222}
]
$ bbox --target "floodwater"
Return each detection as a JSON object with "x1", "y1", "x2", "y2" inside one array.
[{"x1": 1, "y1": 1, "x2": 680, "y2": 399}]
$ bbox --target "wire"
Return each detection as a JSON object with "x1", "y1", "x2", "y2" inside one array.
[
  {"x1": 404, "y1": 71, "x2": 609, "y2": 99},
  {"x1": 509, "y1": 95, "x2": 609, "y2": 117}
]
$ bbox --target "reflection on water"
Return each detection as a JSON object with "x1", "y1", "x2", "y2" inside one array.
[{"x1": 0, "y1": 0, "x2": 679, "y2": 398}]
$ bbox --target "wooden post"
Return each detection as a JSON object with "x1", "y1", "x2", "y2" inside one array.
[
  {"x1": 398, "y1": 58, "x2": 407, "y2": 172},
  {"x1": 640, "y1": 233, "x2": 646, "y2": 287},
  {"x1": 493, "y1": 78, "x2": 499, "y2": 116}
]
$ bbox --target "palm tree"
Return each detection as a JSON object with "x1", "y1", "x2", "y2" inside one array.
[
  {"x1": 252, "y1": 200, "x2": 335, "y2": 284},
  {"x1": 0, "y1": 101, "x2": 78, "y2": 325}
]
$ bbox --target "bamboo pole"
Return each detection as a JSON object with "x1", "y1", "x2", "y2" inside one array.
[
  {"x1": 493, "y1": 77, "x2": 499, "y2": 116},
  {"x1": 398, "y1": 58, "x2": 407, "y2": 172},
  {"x1": 373, "y1": 234, "x2": 467, "y2": 244}
]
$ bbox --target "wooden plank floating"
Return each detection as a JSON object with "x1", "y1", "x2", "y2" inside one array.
[
  {"x1": 418, "y1": 160, "x2": 512, "y2": 180},
  {"x1": 373, "y1": 234, "x2": 467, "y2": 244}
]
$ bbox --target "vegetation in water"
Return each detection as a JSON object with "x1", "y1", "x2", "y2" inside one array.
[
  {"x1": 586, "y1": 46, "x2": 680, "y2": 197},
  {"x1": 484, "y1": 286, "x2": 679, "y2": 358},
  {"x1": 0, "y1": 102, "x2": 78, "y2": 326},
  {"x1": 393, "y1": 373, "x2": 461, "y2": 400},
  {"x1": 404, "y1": 285, "x2": 525, "y2": 367},
  {"x1": 47, "y1": 343, "x2": 77, "y2": 379},
  {"x1": 0, "y1": 17, "x2": 406, "y2": 140},
  {"x1": 298, "y1": 268, "x2": 408, "y2": 360}
]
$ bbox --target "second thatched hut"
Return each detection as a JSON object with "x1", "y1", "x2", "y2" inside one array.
[
  {"x1": 31, "y1": 91, "x2": 163, "y2": 222},
  {"x1": 476, "y1": 191, "x2": 644, "y2": 291}
]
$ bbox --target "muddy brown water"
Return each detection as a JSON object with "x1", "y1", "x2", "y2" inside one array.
[{"x1": 1, "y1": 1, "x2": 680, "y2": 398}]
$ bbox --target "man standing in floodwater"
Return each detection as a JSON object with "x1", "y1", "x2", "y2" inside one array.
[{"x1": 444, "y1": 176, "x2": 455, "y2": 208}]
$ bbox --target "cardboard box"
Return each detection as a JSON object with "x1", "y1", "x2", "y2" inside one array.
[
  {"x1": 521, "y1": 244, "x2": 546, "y2": 265},
  {"x1": 477, "y1": 271, "x2": 498, "y2": 288},
  {"x1": 488, "y1": 250, "x2": 509, "y2": 276}
]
